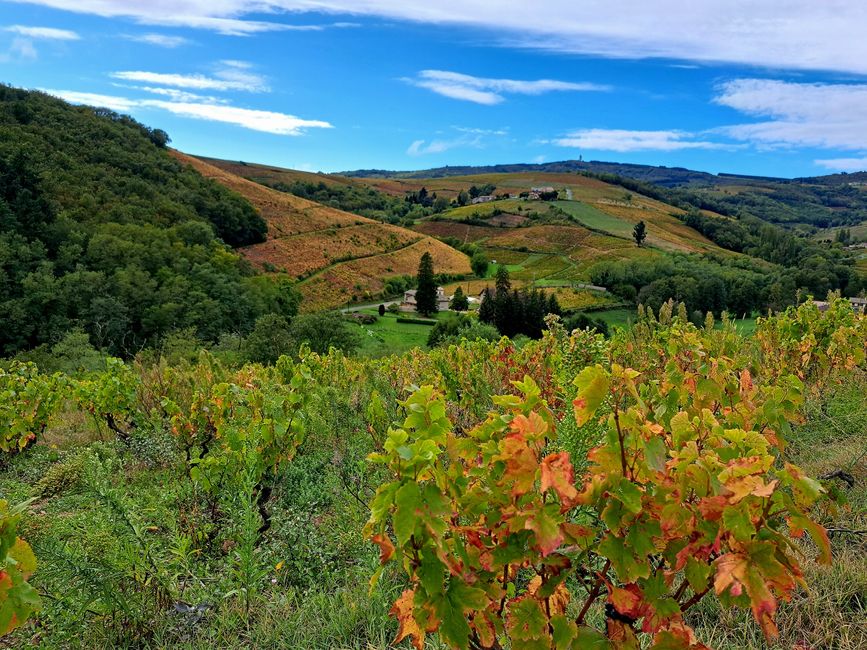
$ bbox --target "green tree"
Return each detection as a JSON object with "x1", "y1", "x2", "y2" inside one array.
[
  {"x1": 415, "y1": 252, "x2": 438, "y2": 316},
  {"x1": 478, "y1": 288, "x2": 495, "y2": 324},
  {"x1": 470, "y1": 251, "x2": 489, "y2": 277},
  {"x1": 450, "y1": 286, "x2": 469, "y2": 311},
  {"x1": 288, "y1": 312, "x2": 360, "y2": 355},
  {"x1": 432, "y1": 195, "x2": 450, "y2": 213},
  {"x1": 456, "y1": 190, "x2": 469, "y2": 206},
  {"x1": 633, "y1": 220, "x2": 647, "y2": 247},
  {"x1": 244, "y1": 314, "x2": 294, "y2": 364}
]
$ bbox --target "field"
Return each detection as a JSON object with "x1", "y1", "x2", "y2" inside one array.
[
  {"x1": 3, "y1": 299, "x2": 865, "y2": 649},
  {"x1": 174, "y1": 153, "x2": 470, "y2": 311},
  {"x1": 351, "y1": 309, "x2": 444, "y2": 357}
]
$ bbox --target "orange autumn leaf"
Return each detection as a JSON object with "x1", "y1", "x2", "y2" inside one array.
[
  {"x1": 390, "y1": 588, "x2": 425, "y2": 650},
  {"x1": 371, "y1": 533, "x2": 395, "y2": 564},
  {"x1": 540, "y1": 452, "x2": 579, "y2": 508}
]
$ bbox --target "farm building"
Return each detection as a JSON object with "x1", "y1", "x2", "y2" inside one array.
[{"x1": 401, "y1": 287, "x2": 451, "y2": 312}]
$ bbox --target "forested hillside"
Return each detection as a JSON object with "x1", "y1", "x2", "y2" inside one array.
[{"x1": 0, "y1": 86, "x2": 298, "y2": 356}]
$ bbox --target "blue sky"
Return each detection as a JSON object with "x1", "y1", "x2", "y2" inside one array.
[{"x1": 3, "y1": 1, "x2": 867, "y2": 177}]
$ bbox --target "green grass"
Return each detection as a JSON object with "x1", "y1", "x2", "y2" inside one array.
[
  {"x1": 555, "y1": 200, "x2": 634, "y2": 238},
  {"x1": 353, "y1": 309, "x2": 445, "y2": 357},
  {"x1": 588, "y1": 308, "x2": 637, "y2": 329}
]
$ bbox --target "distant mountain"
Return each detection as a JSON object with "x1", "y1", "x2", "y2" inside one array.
[{"x1": 338, "y1": 160, "x2": 790, "y2": 187}]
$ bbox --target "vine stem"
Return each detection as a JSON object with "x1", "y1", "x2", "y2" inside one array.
[{"x1": 576, "y1": 559, "x2": 611, "y2": 625}]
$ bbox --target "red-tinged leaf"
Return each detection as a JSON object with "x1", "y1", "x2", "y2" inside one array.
[
  {"x1": 562, "y1": 522, "x2": 596, "y2": 551},
  {"x1": 696, "y1": 496, "x2": 728, "y2": 521},
  {"x1": 788, "y1": 515, "x2": 831, "y2": 565},
  {"x1": 471, "y1": 610, "x2": 497, "y2": 648},
  {"x1": 370, "y1": 533, "x2": 395, "y2": 564},
  {"x1": 607, "y1": 618, "x2": 640, "y2": 649},
  {"x1": 540, "y1": 452, "x2": 579, "y2": 508},
  {"x1": 511, "y1": 410, "x2": 548, "y2": 440},
  {"x1": 500, "y1": 433, "x2": 539, "y2": 497},
  {"x1": 713, "y1": 553, "x2": 780, "y2": 640},
  {"x1": 650, "y1": 621, "x2": 711, "y2": 650},
  {"x1": 390, "y1": 589, "x2": 425, "y2": 650},
  {"x1": 713, "y1": 553, "x2": 748, "y2": 597},
  {"x1": 608, "y1": 583, "x2": 643, "y2": 619},
  {"x1": 526, "y1": 506, "x2": 564, "y2": 557}
]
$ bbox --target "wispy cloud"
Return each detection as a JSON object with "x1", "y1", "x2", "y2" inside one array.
[
  {"x1": 407, "y1": 70, "x2": 609, "y2": 105},
  {"x1": 714, "y1": 79, "x2": 867, "y2": 151},
  {"x1": 554, "y1": 128, "x2": 729, "y2": 152},
  {"x1": 145, "y1": 101, "x2": 331, "y2": 135},
  {"x1": 407, "y1": 126, "x2": 508, "y2": 155},
  {"x1": 814, "y1": 157, "x2": 867, "y2": 172},
  {"x1": 42, "y1": 88, "x2": 332, "y2": 136},
  {"x1": 121, "y1": 85, "x2": 226, "y2": 103},
  {"x1": 41, "y1": 90, "x2": 139, "y2": 112},
  {"x1": 3, "y1": 24, "x2": 80, "y2": 40},
  {"x1": 127, "y1": 33, "x2": 190, "y2": 48},
  {"x1": 110, "y1": 62, "x2": 269, "y2": 93},
  {"x1": 13, "y1": 2, "x2": 867, "y2": 74}
]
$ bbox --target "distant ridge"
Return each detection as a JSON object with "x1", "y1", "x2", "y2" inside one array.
[{"x1": 338, "y1": 159, "x2": 867, "y2": 188}]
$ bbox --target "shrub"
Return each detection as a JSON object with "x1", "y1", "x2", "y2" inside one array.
[{"x1": 366, "y1": 317, "x2": 836, "y2": 649}]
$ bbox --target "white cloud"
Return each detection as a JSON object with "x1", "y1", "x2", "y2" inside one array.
[
  {"x1": 12, "y1": 1, "x2": 867, "y2": 74},
  {"x1": 42, "y1": 88, "x2": 332, "y2": 135},
  {"x1": 814, "y1": 157, "x2": 867, "y2": 172},
  {"x1": 10, "y1": 37, "x2": 38, "y2": 60},
  {"x1": 144, "y1": 100, "x2": 331, "y2": 134},
  {"x1": 4, "y1": 24, "x2": 80, "y2": 40},
  {"x1": 41, "y1": 89, "x2": 140, "y2": 111},
  {"x1": 407, "y1": 126, "x2": 507, "y2": 155},
  {"x1": 714, "y1": 79, "x2": 867, "y2": 151},
  {"x1": 128, "y1": 33, "x2": 190, "y2": 47},
  {"x1": 110, "y1": 63, "x2": 269, "y2": 92},
  {"x1": 554, "y1": 128, "x2": 728, "y2": 152},
  {"x1": 128, "y1": 86, "x2": 226, "y2": 103},
  {"x1": 408, "y1": 70, "x2": 608, "y2": 105}
]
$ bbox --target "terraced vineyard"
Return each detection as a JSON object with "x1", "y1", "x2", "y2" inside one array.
[
  {"x1": 173, "y1": 153, "x2": 470, "y2": 310},
  {"x1": 300, "y1": 238, "x2": 470, "y2": 310}
]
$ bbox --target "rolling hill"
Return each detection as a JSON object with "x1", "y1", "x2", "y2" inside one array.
[
  {"x1": 342, "y1": 159, "x2": 867, "y2": 230},
  {"x1": 174, "y1": 153, "x2": 470, "y2": 311},
  {"x1": 185, "y1": 153, "x2": 864, "y2": 319}
]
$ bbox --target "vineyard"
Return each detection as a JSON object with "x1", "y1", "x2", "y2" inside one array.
[
  {"x1": 1, "y1": 297, "x2": 866, "y2": 648},
  {"x1": 173, "y1": 152, "x2": 470, "y2": 310}
]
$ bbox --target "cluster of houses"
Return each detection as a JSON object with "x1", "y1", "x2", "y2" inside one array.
[
  {"x1": 813, "y1": 296, "x2": 867, "y2": 313},
  {"x1": 468, "y1": 186, "x2": 560, "y2": 205},
  {"x1": 400, "y1": 286, "x2": 485, "y2": 312},
  {"x1": 528, "y1": 186, "x2": 556, "y2": 200}
]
